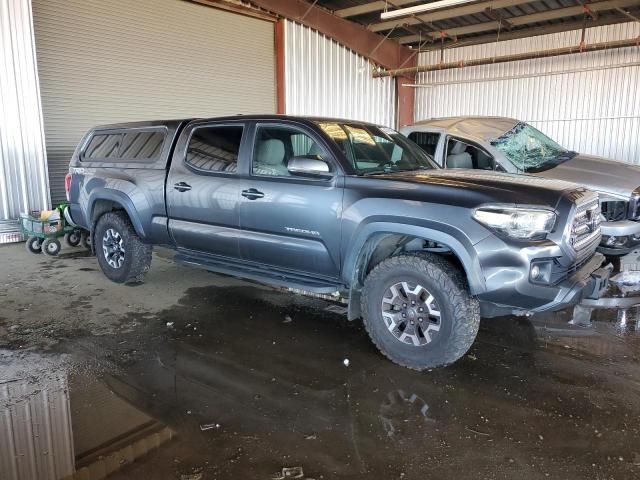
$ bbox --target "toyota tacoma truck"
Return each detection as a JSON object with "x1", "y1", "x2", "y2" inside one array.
[
  {"x1": 66, "y1": 115, "x2": 610, "y2": 370},
  {"x1": 402, "y1": 116, "x2": 640, "y2": 256}
]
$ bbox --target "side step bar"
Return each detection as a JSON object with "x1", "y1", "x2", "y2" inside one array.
[{"x1": 175, "y1": 250, "x2": 344, "y2": 295}]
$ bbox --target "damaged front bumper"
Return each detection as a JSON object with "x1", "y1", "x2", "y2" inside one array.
[{"x1": 598, "y1": 220, "x2": 640, "y2": 255}]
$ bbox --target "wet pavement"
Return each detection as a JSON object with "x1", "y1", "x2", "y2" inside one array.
[{"x1": 2, "y1": 244, "x2": 640, "y2": 479}]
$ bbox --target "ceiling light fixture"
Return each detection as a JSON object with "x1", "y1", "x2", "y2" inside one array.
[{"x1": 380, "y1": 0, "x2": 480, "y2": 20}]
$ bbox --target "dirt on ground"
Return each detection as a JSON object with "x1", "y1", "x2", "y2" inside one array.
[{"x1": 1, "y1": 242, "x2": 640, "y2": 480}]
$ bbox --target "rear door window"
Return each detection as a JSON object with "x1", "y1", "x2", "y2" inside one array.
[
  {"x1": 185, "y1": 125, "x2": 244, "y2": 173},
  {"x1": 408, "y1": 131, "x2": 441, "y2": 156}
]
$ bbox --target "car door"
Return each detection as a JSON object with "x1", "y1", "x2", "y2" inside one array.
[
  {"x1": 238, "y1": 121, "x2": 343, "y2": 280},
  {"x1": 166, "y1": 120, "x2": 247, "y2": 258}
]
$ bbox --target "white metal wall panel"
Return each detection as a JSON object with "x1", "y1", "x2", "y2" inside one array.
[
  {"x1": 0, "y1": 374, "x2": 74, "y2": 480},
  {"x1": 32, "y1": 0, "x2": 275, "y2": 204},
  {"x1": 0, "y1": 0, "x2": 49, "y2": 239},
  {"x1": 415, "y1": 23, "x2": 640, "y2": 164},
  {"x1": 285, "y1": 20, "x2": 396, "y2": 128}
]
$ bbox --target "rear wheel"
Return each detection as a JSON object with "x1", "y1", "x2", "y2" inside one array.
[
  {"x1": 94, "y1": 211, "x2": 151, "y2": 284},
  {"x1": 41, "y1": 237, "x2": 61, "y2": 256},
  {"x1": 26, "y1": 236, "x2": 42, "y2": 254},
  {"x1": 361, "y1": 253, "x2": 480, "y2": 370},
  {"x1": 65, "y1": 230, "x2": 82, "y2": 247}
]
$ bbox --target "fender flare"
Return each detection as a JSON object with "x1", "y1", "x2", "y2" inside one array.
[
  {"x1": 87, "y1": 189, "x2": 147, "y2": 239},
  {"x1": 342, "y1": 222, "x2": 485, "y2": 295}
]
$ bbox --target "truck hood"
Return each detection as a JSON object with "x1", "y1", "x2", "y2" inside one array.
[
  {"x1": 372, "y1": 169, "x2": 580, "y2": 208},
  {"x1": 535, "y1": 154, "x2": 640, "y2": 199}
]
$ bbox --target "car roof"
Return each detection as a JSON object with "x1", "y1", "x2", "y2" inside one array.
[
  {"x1": 413, "y1": 116, "x2": 520, "y2": 142},
  {"x1": 92, "y1": 115, "x2": 384, "y2": 132}
]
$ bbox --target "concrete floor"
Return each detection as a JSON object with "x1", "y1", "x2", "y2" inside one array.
[{"x1": 2, "y1": 242, "x2": 640, "y2": 479}]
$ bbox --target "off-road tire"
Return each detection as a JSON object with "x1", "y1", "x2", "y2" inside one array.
[
  {"x1": 26, "y1": 236, "x2": 42, "y2": 254},
  {"x1": 361, "y1": 253, "x2": 480, "y2": 370},
  {"x1": 94, "y1": 211, "x2": 152, "y2": 284},
  {"x1": 41, "y1": 237, "x2": 61, "y2": 256}
]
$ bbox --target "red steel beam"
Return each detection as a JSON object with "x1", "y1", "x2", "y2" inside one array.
[
  {"x1": 248, "y1": 0, "x2": 415, "y2": 70},
  {"x1": 275, "y1": 19, "x2": 286, "y2": 114}
]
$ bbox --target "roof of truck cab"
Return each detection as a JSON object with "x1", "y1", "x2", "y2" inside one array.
[
  {"x1": 91, "y1": 115, "x2": 383, "y2": 131},
  {"x1": 413, "y1": 116, "x2": 520, "y2": 142}
]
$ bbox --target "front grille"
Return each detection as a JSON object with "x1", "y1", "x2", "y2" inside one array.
[
  {"x1": 601, "y1": 200, "x2": 628, "y2": 222},
  {"x1": 570, "y1": 196, "x2": 601, "y2": 258}
]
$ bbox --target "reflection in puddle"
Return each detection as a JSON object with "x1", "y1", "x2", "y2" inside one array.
[
  {"x1": 379, "y1": 389, "x2": 433, "y2": 439},
  {"x1": 0, "y1": 352, "x2": 172, "y2": 480}
]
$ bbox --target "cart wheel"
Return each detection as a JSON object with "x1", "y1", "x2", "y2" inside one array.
[
  {"x1": 65, "y1": 230, "x2": 82, "y2": 247},
  {"x1": 81, "y1": 231, "x2": 92, "y2": 251},
  {"x1": 26, "y1": 236, "x2": 43, "y2": 254},
  {"x1": 42, "y1": 238, "x2": 61, "y2": 256}
]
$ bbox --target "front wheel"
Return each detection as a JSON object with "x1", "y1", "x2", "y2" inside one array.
[
  {"x1": 41, "y1": 237, "x2": 61, "y2": 256},
  {"x1": 361, "y1": 253, "x2": 480, "y2": 370},
  {"x1": 94, "y1": 211, "x2": 152, "y2": 284}
]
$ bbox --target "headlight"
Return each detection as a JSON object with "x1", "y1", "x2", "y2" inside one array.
[
  {"x1": 628, "y1": 187, "x2": 640, "y2": 220},
  {"x1": 473, "y1": 206, "x2": 557, "y2": 239}
]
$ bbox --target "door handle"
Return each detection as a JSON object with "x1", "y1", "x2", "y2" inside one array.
[
  {"x1": 241, "y1": 188, "x2": 265, "y2": 200},
  {"x1": 174, "y1": 181, "x2": 192, "y2": 192}
]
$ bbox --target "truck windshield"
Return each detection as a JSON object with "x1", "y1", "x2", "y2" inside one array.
[
  {"x1": 317, "y1": 122, "x2": 437, "y2": 175},
  {"x1": 491, "y1": 122, "x2": 577, "y2": 173}
]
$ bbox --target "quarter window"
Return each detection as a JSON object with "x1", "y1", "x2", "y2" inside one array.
[
  {"x1": 85, "y1": 134, "x2": 121, "y2": 159},
  {"x1": 186, "y1": 125, "x2": 244, "y2": 173},
  {"x1": 83, "y1": 129, "x2": 166, "y2": 161}
]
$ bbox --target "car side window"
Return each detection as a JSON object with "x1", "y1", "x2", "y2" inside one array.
[
  {"x1": 446, "y1": 138, "x2": 495, "y2": 170},
  {"x1": 252, "y1": 125, "x2": 329, "y2": 177},
  {"x1": 186, "y1": 125, "x2": 243, "y2": 173},
  {"x1": 85, "y1": 133, "x2": 121, "y2": 159},
  {"x1": 408, "y1": 131, "x2": 440, "y2": 156}
]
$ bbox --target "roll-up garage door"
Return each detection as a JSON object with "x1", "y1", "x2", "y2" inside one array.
[{"x1": 32, "y1": 0, "x2": 275, "y2": 204}]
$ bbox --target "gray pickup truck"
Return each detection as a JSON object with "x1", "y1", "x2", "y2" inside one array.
[{"x1": 66, "y1": 115, "x2": 610, "y2": 370}]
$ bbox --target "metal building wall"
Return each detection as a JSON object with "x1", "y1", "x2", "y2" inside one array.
[
  {"x1": 284, "y1": 20, "x2": 396, "y2": 128},
  {"x1": 32, "y1": 0, "x2": 276, "y2": 205},
  {"x1": 0, "y1": 0, "x2": 50, "y2": 243},
  {"x1": 415, "y1": 23, "x2": 640, "y2": 164},
  {"x1": 0, "y1": 373, "x2": 74, "y2": 480}
]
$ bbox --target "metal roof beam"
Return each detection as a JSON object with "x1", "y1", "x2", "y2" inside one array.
[
  {"x1": 247, "y1": 0, "x2": 416, "y2": 70},
  {"x1": 394, "y1": 0, "x2": 640, "y2": 43},
  {"x1": 416, "y1": 13, "x2": 634, "y2": 50}
]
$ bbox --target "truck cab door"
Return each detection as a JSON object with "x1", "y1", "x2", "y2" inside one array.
[
  {"x1": 166, "y1": 120, "x2": 248, "y2": 258},
  {"x1": 237, "y1": 121, "x2": 343, "y2": 280}
]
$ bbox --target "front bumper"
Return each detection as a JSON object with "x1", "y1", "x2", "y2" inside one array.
[
  {"x1": 598, "y1": 220, "x2": 640, "y2": 255},
  {"x1": 475, "y1": 230, "x2": 610, "y2": 317}
]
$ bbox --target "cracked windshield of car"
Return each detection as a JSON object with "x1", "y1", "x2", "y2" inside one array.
[
  {"x1": 491, "y1": 122, "x2": 576, "y2": 173},
  {"x1": 317, "y1": 122, "x2": 436, "y2": 175}
]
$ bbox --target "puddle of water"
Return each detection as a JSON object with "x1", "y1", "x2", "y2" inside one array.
[{"x1": 3, "y1": 285, "x2": 640, "y2": 479}]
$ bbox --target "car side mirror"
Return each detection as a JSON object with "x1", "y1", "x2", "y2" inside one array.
[{"x1": 287, "y1": 155, "x2": 333, "y2": 178}]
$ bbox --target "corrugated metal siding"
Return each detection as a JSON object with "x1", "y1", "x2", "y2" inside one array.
[
  {"x1": 0, "y1": 0, "x2": 50, "y2": 241},
  {"x1": 0, "y1": 374, "x2": 74, "y2": 480},
  {"x1": 32, "y1": 0, "x2": 276, "y2": 205},
  {"x1": 284, "y1": 20, "x2": 396, "y2": 128},
  {"x1": 415, "y1": 23, "x2": 640, "y2": 164}
]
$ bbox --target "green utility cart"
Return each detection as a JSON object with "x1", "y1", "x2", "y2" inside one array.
[{"x1": 21, "y1": 204, "x2": 88, "y2": 256}]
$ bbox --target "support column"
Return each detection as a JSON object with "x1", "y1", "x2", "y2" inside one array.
[
  {"x1": 396, "y1": 74, "x2": 416, "y2": 128},
  {"x1": 275, "y1": 19, "x2": 286, "y2": 114}
]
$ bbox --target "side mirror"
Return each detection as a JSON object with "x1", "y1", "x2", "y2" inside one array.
[{"x1": 287, "y1": 155, "x2": 333, "y2": 178}]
